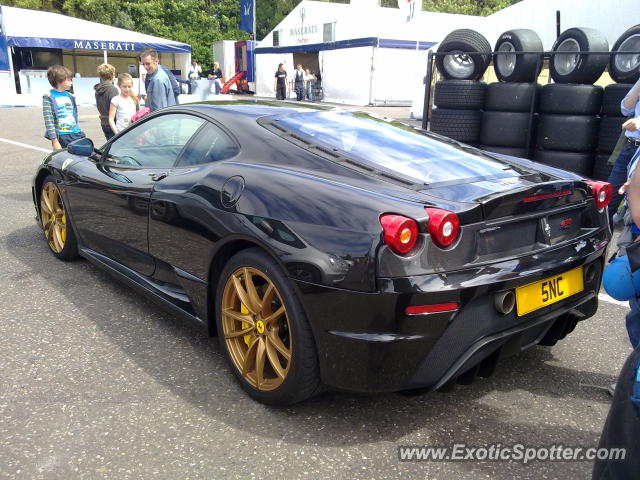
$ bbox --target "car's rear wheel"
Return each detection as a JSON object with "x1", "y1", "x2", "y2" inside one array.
[
  {"x1": 216, "y1": 248, "x2": 321, "y2": 405},
  {"x1": 39, "y1": 176, "x2": 78, "y2": 260}
]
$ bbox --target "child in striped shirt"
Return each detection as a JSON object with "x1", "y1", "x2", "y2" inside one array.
[{"x1": 42, "y1": 65, "x2": 85, "y2": 150}]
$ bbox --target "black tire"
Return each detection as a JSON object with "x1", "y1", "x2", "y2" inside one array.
[
  {"x1": 609, "y1": 25, "x2": 640, "y2": 84},
  {"x1": 538, "y1": 84, "x2": 603, "y2": 115},
  {"x1": 39, "y1": 175, "x2": 79, "y2": 261},
  {"x1": 215, "y1": 248, "x2": 321, "y2": 406},
  {"x1": 430, "y1": 108, "x2": 482, "y2": 143},
  {"x1": 480, "y1": 111, "x2": 534, "y2": 148},
  {"x1": 536, "y1": 114, "x2": 600, "y2": 152},
  {"x1": 592, "y1": 153, "x2": 614, "y2": 181},
  {"x1": 550, "y1": 28, "x2": 609, "y2": 84},
  {"x1": 493, "y1": 29, "x2": 544, "y2": 83},
  {"x1": 533, "y1": 150, "x2": 594, "y2": 177},
  {"x1": 436, "y1": 29, "x2": 491, "y2": 81},
  {"x1": 484, "y1": 82, "x2": 539, "y2": 112},
  {"x1": 433, "y1": 80, "x2": 487, "y2": 109},
  {"x1": 602, "y1": 83, "x2": 634, "y2": 115},
  {"x1": 480, "y1": 145, "x2": 531, "y2": 159},
  {"x1": 598, "y1": 116, "x2": 626, "y2": 153}
]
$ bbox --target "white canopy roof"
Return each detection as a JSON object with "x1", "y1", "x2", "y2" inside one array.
[{"x1": 1, "y1": 6, "x2": 190, "y2": 53}]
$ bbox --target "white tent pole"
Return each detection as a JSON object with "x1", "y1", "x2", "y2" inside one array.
[
  {"x1": 7, "y1": 46, "x2": 16, "y2": 95},
  {"x1": 103, "y1": 50, "x2": 107, "y2": 63}
]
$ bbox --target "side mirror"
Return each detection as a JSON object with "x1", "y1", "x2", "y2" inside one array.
[{"x1": 67, "y1": 137, "x2": 94, "y2": 157}]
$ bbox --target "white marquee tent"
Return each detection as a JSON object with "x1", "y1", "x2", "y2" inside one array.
[
  {"x1": 0, "y1": 5, "x2": 191, "y2": 105},
  {"x1": 256, "y1": 0, "x2": 640, "y2": 106}
]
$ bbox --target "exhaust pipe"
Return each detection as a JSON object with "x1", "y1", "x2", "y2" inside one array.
[
  {"x1": 584, "y1": 263, "x2": 596, "y2": 284},
  {"x1": 495, "y1": 290, "x2": 516, "y2": 314}
]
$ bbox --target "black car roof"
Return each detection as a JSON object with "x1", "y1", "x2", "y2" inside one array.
[{"x1": 177, "y1": 99, "x2": 333, "y2": 119}]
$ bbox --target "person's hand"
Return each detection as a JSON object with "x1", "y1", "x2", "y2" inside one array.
[
  {"x1": 622, "y1": 117, "x2": 640, "y2": 132},
  {"x1": 52, "y1": 138, "x2": 62, "y2": 151},
  {"x1": 619, "y1": 179, "x2": 631, "y2": 195}
]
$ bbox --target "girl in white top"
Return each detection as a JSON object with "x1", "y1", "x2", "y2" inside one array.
[{"x1": 109, "y1": 73, "x2": 139, "y2": 134}]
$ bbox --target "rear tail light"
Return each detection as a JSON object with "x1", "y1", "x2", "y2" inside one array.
[
  {"x1": 406, "y1": 302, "x2": 460, "y2": 315},
  {"x1": 379, "y1": 214, "x2": 418, "y2": 255},
  {"x1": 425, "y1": 207, "x2": 460, "y2": 248},
  {"x1": 584, "y1": 180, "x2": 613, "y2": 209}
]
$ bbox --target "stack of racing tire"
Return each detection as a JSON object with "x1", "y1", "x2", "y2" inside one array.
[
  {"x1": 480, "y1": 29, "x2": 544, "y2": 158},
  {"x1": 592, "y1": 24, "x2": 640, "y2": 181},
  {"x1": 430, "y1": 25, "x2": 640, "y2": 179},
  {"x1": 430, "y1": 29, "x2": 493, "y2": 145},
  {"x1": 533, "y1": 28, "x2": 609, "y2": 177},
  {"x1": 594, "y1": 84, "x2": 631, "y2": 180}
]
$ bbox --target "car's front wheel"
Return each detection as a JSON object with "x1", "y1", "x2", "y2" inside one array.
[
  {"x1": 39, "y1": 175, "x2": 78, "y2": 260},
  {"x1": 216, "y1": 248, "x2": 321, "y2": 405}
]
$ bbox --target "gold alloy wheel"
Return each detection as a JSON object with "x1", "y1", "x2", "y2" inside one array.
[
  {"x1": 221, "y1": 267, "x2": 292, "y2": 391},
  {"x1": 40, "y1": 181, "x2": 67, "y2": 253}
]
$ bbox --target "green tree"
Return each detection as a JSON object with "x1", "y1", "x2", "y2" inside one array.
[
  {"x1": 421, "y1": 0, "x2": 520, "y2": 16},
  {"x1": 256, "y1": 0, "x2": 300, "y2": 40},
  {"x1": 3, "y1": 0, "x2": 65, "y2": 11}
]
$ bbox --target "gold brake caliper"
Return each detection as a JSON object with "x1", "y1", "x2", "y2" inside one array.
[{"x1": 241, "y1": 303, "x2": 252, "y2": 346}]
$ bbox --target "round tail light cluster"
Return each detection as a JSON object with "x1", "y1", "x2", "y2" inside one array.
[
  {"x1": 379, "y1": 208, "x2": 460, "y2": 255},
  {"x1": 425, "y1": 207, "x2": 460, "y2": 248},
  {"x1": 584, "y1": 180, "x2": 613, "y2": 210},
  {"x1": 379, "y1": 214, "x2": 418, "y2": 254}
]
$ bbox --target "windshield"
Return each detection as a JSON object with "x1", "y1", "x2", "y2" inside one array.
[{"x1": 274, "y1": 111, "x2": 520, "y2": 184}]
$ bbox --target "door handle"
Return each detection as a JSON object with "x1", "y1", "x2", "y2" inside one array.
[{"x1": 151, "y1": 172, "x2": 169, "y2": 182}]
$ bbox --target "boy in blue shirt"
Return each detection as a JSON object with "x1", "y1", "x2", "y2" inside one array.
[{"x1": 42, "y1": 65, "x2": 86, "y2": 150}]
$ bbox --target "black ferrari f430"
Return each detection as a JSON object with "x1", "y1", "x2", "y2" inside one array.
[{"x1": 32, "y1": 101, "x2": 612, "y2": 405}]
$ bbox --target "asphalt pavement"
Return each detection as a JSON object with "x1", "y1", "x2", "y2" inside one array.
[{"x1": 0, "y1": 103, "x2": 633, "y2": 480}]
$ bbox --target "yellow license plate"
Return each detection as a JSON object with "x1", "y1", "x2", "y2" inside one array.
[{"x1": 515, "y1": 267, "x2": 584, "y2": 316}]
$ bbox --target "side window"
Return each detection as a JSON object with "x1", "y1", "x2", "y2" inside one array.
[
  {"x1": 177, "y1": 123, "x2": 239, "y2": 166},
  {"x1": 106, "y1": 114, "x2": 204, "y2": 168}
]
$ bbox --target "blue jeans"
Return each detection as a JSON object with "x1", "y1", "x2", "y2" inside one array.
[
  {"x1": 608, "y1": 142, "x2": 638, "y2": 223},
  {"x1": 58, "y1": 132, "x2": 86, "y2": 148},
  {"x1": 101, "y1": 124, "x2": 115, "y2": 141},
  {"x1": 628, "y1": 296, "x2": 640, "y2": 348}
]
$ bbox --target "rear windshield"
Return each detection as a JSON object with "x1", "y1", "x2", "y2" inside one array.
[{"x1": 274, "y1": 111, "x2": 520, "y2": 184}]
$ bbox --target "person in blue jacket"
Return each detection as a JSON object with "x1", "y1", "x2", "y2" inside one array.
[
  {"x1": 607, "y1": 79, "x2": 640, "y2": 224},
  {"x1": 139, "y1": 48, "x2": 176, "y2": 112},
  {"x1": 594, "y1": 152, "x2": 640, "y2": 476}
]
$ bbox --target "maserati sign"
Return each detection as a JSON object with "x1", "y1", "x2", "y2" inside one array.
[{"x1": 73, "y1": 40, "x2": 137, "y2": 51}]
